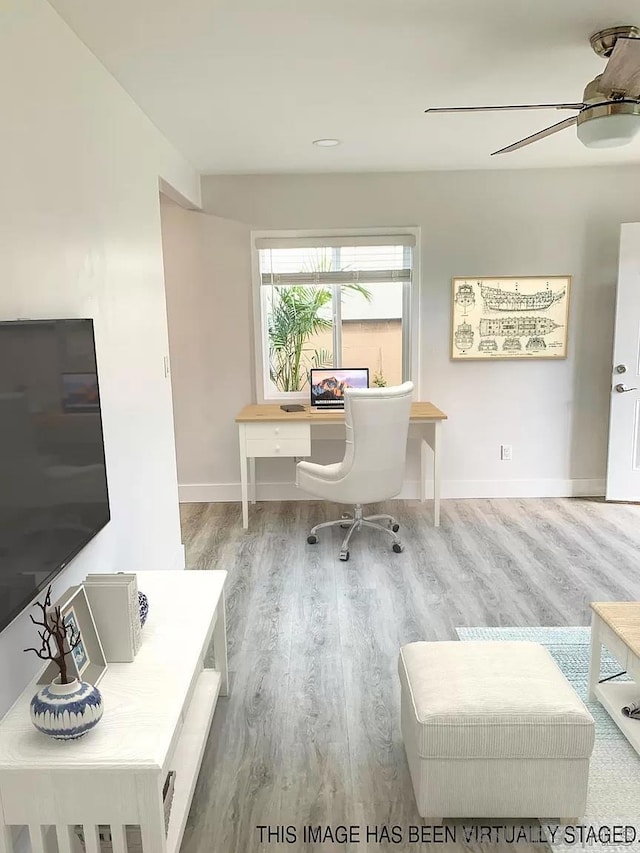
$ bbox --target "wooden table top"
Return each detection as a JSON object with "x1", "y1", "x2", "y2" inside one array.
[
  {"x1": 591, "y1": 601, "x2": 640, "y2": 659},
  {"x1": 236, "y1": 401, "x2": 447, "y2": 423}
]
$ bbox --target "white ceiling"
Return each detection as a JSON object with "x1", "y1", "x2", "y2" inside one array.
[{"x1": 49, "y1": 0, "x2": 640, "y2": 173}]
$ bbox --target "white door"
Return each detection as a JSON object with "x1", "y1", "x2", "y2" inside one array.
[{"x1": 606, "y1": 222, "x2": 640, "y2": 501}]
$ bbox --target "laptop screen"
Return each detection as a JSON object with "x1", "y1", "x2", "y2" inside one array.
[{"x1": 309, "y1": 368, "x2": 369, "y2": 409}]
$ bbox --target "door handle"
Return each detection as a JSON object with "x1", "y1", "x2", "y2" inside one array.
[{"x1": 615, "y1": 384, "x2": 638, "y2": 393}]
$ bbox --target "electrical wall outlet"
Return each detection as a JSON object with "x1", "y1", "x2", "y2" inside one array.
[{"x1": 500, "y1": 444, "x2": 512, "y2": 461}]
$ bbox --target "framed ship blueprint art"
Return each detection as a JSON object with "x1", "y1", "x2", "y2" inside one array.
[{"x1": 450, "y1": 276, "x2": 571, "y2": 360}]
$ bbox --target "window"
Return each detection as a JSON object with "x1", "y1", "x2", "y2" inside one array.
[{"x1": 254, "y1": 232, "x2": 418, "y2": 401}]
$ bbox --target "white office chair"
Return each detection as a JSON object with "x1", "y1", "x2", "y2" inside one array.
[{"x1": 296, "y1": 381, "x2": 414, "y2": 561}]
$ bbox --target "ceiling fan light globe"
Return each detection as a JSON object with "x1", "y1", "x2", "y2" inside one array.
[{"x1": 577, "y1": 108, "x2": 640, "y2": 148}]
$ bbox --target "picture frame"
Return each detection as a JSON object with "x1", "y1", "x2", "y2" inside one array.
[
  {"x1": 450, "y1": 276, "x2": 572, "y2": 360},
  {"x1": 63, "y1": 605, "x2": 90, "y2": 676},
  {"x1": 38, "y1": 585, "x2": 107, "y2": 686}
]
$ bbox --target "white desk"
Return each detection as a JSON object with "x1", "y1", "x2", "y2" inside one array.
[
  {"x1": 235, "y1": 402, "x2": 447, "y2": 530},
  {"x1": 0, "y1": 570, "x2": 227, "y2": 853}
]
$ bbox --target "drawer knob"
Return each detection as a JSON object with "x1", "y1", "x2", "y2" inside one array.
[
  {"x1": 274, "y1": 427, "x2": 280, "y2": 434},
  {"x1": 275, "y1": 445, "x2": 280, "y2": 452}
]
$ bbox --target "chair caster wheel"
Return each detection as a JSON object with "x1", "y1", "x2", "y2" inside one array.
[
  {"x1": 307, "y1": 535, "x2": 318, "y2": 545},
  {"x1": 392, "y1": 543, "x2": 403, "y2": 553},
  {"x1": 339, "y1": 550, "x2": 349, "y2": 561},
  {"x1": 391, "y1": 523, "x2": 400, "y2": 532},
  {"x1": 340, "y1": 523, "x2": 350, "y2": 529}
]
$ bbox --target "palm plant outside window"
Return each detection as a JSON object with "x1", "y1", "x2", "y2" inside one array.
[{"x1": 257, "y1": 237, "x2": 415, "y2": 400}]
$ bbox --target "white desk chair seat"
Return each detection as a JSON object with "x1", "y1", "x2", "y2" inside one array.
[{"x1": 296, "y1": 381, "x2": 413, "y2": 560}]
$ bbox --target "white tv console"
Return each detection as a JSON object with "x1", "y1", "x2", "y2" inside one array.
[{"x1": 0, "y1": 570, "x2": 227, "y2": 853}]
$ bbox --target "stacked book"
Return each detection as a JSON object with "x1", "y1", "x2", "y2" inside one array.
[{"x1": 83, "y1": 572, "x2": 142, "y2": 662}]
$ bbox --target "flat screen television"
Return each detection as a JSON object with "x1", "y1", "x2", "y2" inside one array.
[{"x1": 0, "y1": 319, "x2": 110, "y2": 633}]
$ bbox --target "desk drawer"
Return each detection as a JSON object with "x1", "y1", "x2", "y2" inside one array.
[
  {"x1": 245, "y1": 422, "x2": 310, "y2": 441},
  {"x1": 600, "y1": 622, "x2": 629, "y2": 671},
  {"x1": 245, "y1": 437, "x2": 310, "y2": 457}
]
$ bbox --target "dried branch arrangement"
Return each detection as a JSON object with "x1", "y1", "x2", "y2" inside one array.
[{"x1": 24, "y1": 586, "x2": 82, "y2": 684}]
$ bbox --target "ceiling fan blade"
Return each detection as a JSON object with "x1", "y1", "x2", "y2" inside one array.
[
  {"x1": 425, "y1": 103, "x2": 584, "y2": 113},
  {"x1": 599, "y1": 37, "x2": 640, "y2": 98},
  {"x1": 491, "y1": 115, "x2": 578, "y2": 155}
]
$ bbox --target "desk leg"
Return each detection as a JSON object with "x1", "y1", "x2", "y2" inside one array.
[
  {"x1": 420, "y1": 436, "x2": 428, "y2": 503},
  {"x1": 27, "y1": 827, "x2": 46, "y2": 853},
  {"x1": 82, "y1": 825, "x2": 102, "y2": 853},
  {"x1": 54, "y1": 825, "x2": 75, "y2": 853},
  {"x1": 588, "y1": 612, "x2": 602, "y2": 702},
  {"x1": 137, "y1": 778, "x2": 167, "y2": 853},
  {"x1": 239, "y1": 424, "x2": 249, "y2": 530},
  {"x1": 249, "y1": 457, "x2": 256, "y2": 505},
  {"x1": 109, "y1": 826, "x2": 128, "y2": 853},
  {"x1": 433, "y1": 420, "x2": 441, "y2": 528},
  {"x1": 214, "y1": 589, "x2": 229, "y2": 697}
]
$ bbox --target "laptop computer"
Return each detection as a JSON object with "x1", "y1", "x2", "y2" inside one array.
[{"x1": 309, "y1": 367, "x2": 369, "y2": 410}]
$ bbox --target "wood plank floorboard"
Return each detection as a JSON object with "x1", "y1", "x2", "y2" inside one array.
[{"x1": 179, "y1": 497, "x2": 640, "y2": 853}]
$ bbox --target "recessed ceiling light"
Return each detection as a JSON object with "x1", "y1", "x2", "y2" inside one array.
[{"x1": 312, "y1": 138, "x2": 341, "y2": 147}]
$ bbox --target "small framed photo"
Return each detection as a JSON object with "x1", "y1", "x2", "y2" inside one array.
[
  {"x1": 450, "y1": 276, "x2": 571, "y2": 360},
  {"x1": 63, "y1": 606, "x2": 90, "y2": 677},
  {"x1": 38, "y1": 586, "x2": 107, "y2": 686}
]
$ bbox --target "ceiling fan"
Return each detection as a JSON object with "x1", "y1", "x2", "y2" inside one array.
[{"x1": 425, "y1": 26, "x2": 640, "y2": 154}]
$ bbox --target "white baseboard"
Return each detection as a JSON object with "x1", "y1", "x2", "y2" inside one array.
[
  {"x1": 179, "y1": 478, "x2": 605, "y2": 503},
  {"x1": 179, "y1": 482, "x2": 302, "y2": 502},
  {"x1": 440, "y1": 478, "x2": 604, "y2": 498}
]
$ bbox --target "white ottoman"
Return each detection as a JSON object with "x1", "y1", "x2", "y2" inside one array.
[{"x1": 399, "y1": 641, "x2": 594, "y2": 822}]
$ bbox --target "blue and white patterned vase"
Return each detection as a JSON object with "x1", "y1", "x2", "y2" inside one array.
[
  {"x1": 30, "y1": 677, "x2": 103, "y2": 740},
  {"x1": 138, "y1": 590, "x2": 149, "y2": 628}
]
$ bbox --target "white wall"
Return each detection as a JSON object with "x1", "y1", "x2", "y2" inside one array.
[
  {"x1": 160, "y1": 198, "x2": 253, "y2": 489},
  {"x1": 0, "y1": 0, "x2": 200, "y2": 715},
  {"x1": 164, "y1": 166, "x2": 640, "y2": 501}
]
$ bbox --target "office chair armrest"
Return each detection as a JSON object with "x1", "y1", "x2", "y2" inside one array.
[{"x1": 296, "y1": 460, "x2": 344, "y2": 482}]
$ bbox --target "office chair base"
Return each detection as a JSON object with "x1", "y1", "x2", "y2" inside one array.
[{"x1": 307, "y1": 504, "x2": 404, "y2": 559}]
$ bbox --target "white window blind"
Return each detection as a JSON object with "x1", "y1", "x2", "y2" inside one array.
[
  {"x1": 258, "y1": 239, "x2": 414, "y2": 286},
  {"x1": 255, "y1": 234, "x2": 416, "y2": 249}
]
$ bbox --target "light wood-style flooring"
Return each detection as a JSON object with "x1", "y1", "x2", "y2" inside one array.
[{"x1": 179, "y1": 498, "x2": 640, "y2": 853}]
